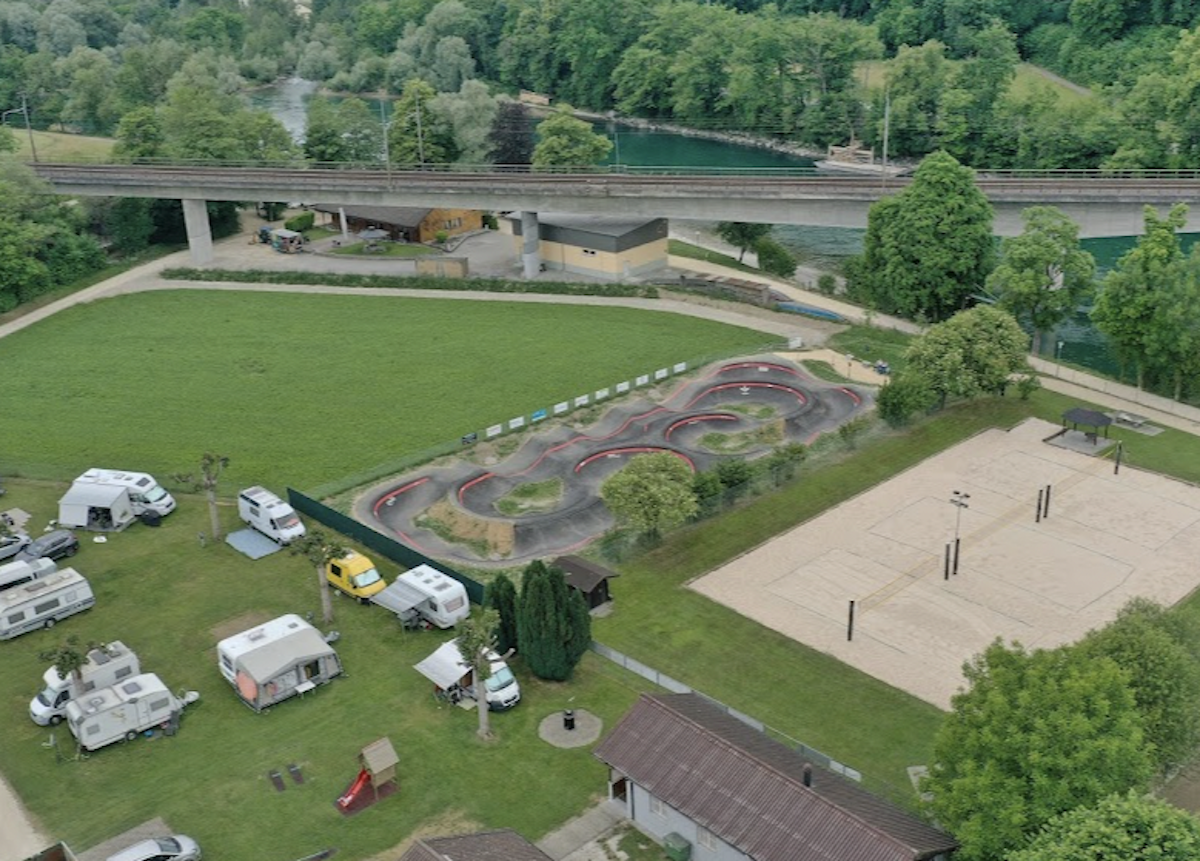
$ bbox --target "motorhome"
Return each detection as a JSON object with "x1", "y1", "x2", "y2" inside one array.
[
  {"x1": 325, "y1": 551, "x2": 385, "y2": 603},
  {"x1": 237, "y1": 486, "x2": 306, "y2": 544},
  {"x1": 66, "y1": 673, "x2": 195, "y2": 752},
  {"x1": 0, "y1": 568, "x2": 94, "y2": 640},
  {"x1": 0, "y1": 557, "x2": 56, "y2": 593},
  {"x1": 371, "y1": 564, "x2": 470, "y2": 629},
  {"x1": 414, "y1": 639, "x2": 521, "y2": 711},
  {"x1": 216, "y1": 614, "x2": 342, "y2": 711},
  {"x1": 75, "y1": 469, "x2": 176, "y2": 518},
  {"x1": 30, "y1": 640, "x2": 141, "y2": 726}
]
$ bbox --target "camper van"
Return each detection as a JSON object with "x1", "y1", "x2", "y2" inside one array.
[
  {"x1": 66, "y1": 673, "x2": 195, "y2": 752},
  {"x1": 216, "y1": 614, "x2": 342, "y2": 711},
  {"x1": 30, "y1": 640, "x2": 141, "y2": 726},
  {"x1": 0, "y1": 557, "x2": 56, "y2": 593},
  {"x1": 326, "y1": 551, "x2": 386, "y2": 603},
  {"x1": 414, "y1": 639, "x2": 521, "y2": 711},
  {"x1": 0, "y1": 568, "x2": 94, "y2": 640},
  {"x1": 371, "y1": 564, "x2": 470, "y2": 629},
  {"x1": 237, "y1": 487, "x2": 306, "y2": 544},
  {"x1": 75, "y1": 469, "x2": 176, "y2": 518}
]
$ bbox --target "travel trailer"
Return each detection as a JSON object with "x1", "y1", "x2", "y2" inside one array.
[
  {"x1": 66, "y1": 673, "x2": 196, "y2": 752},
  {"x1": 371, "y1": 564, "x2": 470, "y2": 629},
  {"x1": 216, "y1": 614, "x2": 342, "y2": 711},
  {"x1": 0, "y1": 568, "x2": 94, "y2": 639},
  {"x1": 0, "y1": 557, "x2": 56, "y2": 593},
  {"x1": 237, "y1": 486, "x2": 306, "y2": 544},
  {"x1": 30, "y1": 640, "x2": 141, "y2": 726},
  {"x1": 414, "y1": 639, "x2": 521, "y2": 711},
  {"x1": 75, "y1": 469, "x2": 176, "y2": 518}
]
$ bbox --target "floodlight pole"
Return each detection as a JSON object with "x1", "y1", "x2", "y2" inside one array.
[{"x1": 950, "y1": 490, "x2": 969, "y2": 575}]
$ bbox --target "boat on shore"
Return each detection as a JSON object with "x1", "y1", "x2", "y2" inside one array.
[{"x1": 815, "y1": 141, "x2": 910, "y2": 177}]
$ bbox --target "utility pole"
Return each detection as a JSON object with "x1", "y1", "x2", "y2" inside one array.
[
  {"x1": 414, "y1": 95, "x2": 425, "y2": 167},
  {"x1": 880, "y1": 90, "x2": 890, "y2": 192},
  {"x1": 2, "y1": 93, "x2": 36, "y2": 162},
  {"x1": 378, "y1": 92, "x2": 391, "y2": 186}
]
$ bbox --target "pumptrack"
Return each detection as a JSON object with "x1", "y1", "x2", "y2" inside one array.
[{"x1": 358, "y1": 356, "x2": 871, "y2": 566}]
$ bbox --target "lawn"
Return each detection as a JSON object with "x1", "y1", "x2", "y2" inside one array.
[
  {"x1": 667, "y1": 239, "x2": 762, "y2": 276},
  {"x1": 0, "y1": 291, "x2": 776, "y2": 490},
  {"x1": 855, "y1": 61, "x2": 1091, "y2": 109},
  {"x1": 10, "y1": 129, "x2": 115, "y2": 162}
]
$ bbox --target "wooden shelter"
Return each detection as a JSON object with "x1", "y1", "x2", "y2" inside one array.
[
  {"x1": 360, "y1": 736, "x2": 399, "y2": 800},
  {"x1": 553, "y1": 555, "x2": 619, "y2": 610}
]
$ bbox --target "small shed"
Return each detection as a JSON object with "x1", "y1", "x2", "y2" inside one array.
[
  {"x1": 57, "y1": 482, "x2": 134, "y2": 532},
  {"x1": 553, "y1": 555, "x2": 619, "y2": 610}
]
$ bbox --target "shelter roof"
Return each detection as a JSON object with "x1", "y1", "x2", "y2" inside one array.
[
  {"x1": 594, "y1": 693, "x2": 957, "y2": 861},
  {"x1": 1063, "y1": 407, "x2": 1112, "y2": 427},
  {"x1": 552, "y1": 555, "x2": 620, "y2": 593},
  {"x1": 414, "y1": 640, "x2": 468, "y2": 690},
  {"x1": 360, "y1": 736, "x2": 399, "y2": 774},
  {"x1": 312, "y1": 203, "x2": 433, "y2": 227},
  {"x1": 60, "y1": 482, "x2": 127, "y2": 507}
]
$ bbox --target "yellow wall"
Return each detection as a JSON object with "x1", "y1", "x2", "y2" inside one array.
[
  {"x1": 417, "y1": 209, "x2": 482, "y2": 244},
  {"x1": 542, "y1": 237, "x2": 667, "y2": 279}
]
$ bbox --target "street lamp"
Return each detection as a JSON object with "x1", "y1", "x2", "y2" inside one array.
[
  {"x1": 2, "y1": 92, "x2": 36, "y2": 162},
  {"x1": 949, "y1": 490, "x2": 970, "y2": 575}
]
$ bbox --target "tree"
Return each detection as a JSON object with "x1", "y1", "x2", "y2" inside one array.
[
  {"x1": 924, "y1": 640, "x2": 1154, "y2": 861},
  {"x1": 1091, "y1": 204, "x2": 1189, "y2": 389},
  {"x1": 456, "y1": 607, "x2": 501, "y2": 739},
  {"x1": 517, "y1": 560, "x2": 587, "y2": 681},
  {"x1": 904, "y1": 306, "x2": 1029, "y2": 408},
  {"x1": 715, "y1": 222, "x2": 770, "y2": 262},
  {"x1": 290, "y1": 530, "x2": 347, "y2": 625},
  {"x1": 172, "y1": 452, "x2": 230, "y2": 542},
  {"x1": 387, "y1": 78, "x2": 455, "y2": 166},
  {"x1": 305, "y1": 96, "x2": 381, "y2": 165},
  {"x1": 754, "y1": 237, "x2": 797, "y2": 279},
  {"x1": 853, "y1": 150, "x2": 995, "y2": 322},
  {"x1": 431, "y1": 79, "x2": 499, "y2": 165},
  {"x1": 600, "y1": 452, "x2": 698, "y2": 538},
  {"x1": 1005, "y1": 792, "x2": 1200, "y2": 861},
  {"x1": 487, "y1": 98, "x2": 535, "y2": 166},
  {"x1": 531, "y1": 105, "x2": 612, "y2": 170},
  {"x1": 485, "y1": 572, "x2": 519, "y2": 655},
  {"x1": 987, "y1": 207, "x2": 1096, "y2": 354},
  {"x1": 38, "y1": 635, "x2": 90, "y2": 692},
  {"x1": 875, "y1": 374, "x2": 936, "y2": 426},
  {"x1": 1079, "y1": 599, "x2": 1200, "y2": 773}
]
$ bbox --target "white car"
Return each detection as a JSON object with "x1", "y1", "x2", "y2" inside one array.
[
  {"x1": 106, "y1": 835, "x2": 201, "y2": 861},
  {"x1": 0, "y1": 532, "x2": 30, "y2": 563}
]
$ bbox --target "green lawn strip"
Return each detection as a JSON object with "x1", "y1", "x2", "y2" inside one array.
[
  {"x1": 667, "y1": 239, "x2": 762, "y2": 276},
  {"x1": 826, "y1": 326, "x2": 915, "y2": 374},
  {"x1": 0, "y1": 291, "x2": 775, "y2": 489},
  {"x1": 0, "y1": 481, "x2": 656, "y2": 857},
  {"x1": 797, "y1": 359, "x2": 851, "y2": 384}
]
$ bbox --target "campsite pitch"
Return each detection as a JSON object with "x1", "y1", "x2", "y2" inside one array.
[{"x1": 691, "y1": 418, "x2": 1200, "y2": 708}]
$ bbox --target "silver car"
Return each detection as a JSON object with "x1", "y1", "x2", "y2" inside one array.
[
  {"x1": 0, "y1": 533, "x2": 30, "y2": 562},
  {"x1": 105, "y1": 835, "x2": 201, "y2": 861}
]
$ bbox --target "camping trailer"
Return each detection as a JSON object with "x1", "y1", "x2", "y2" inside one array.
[
  {"x1": 75, "y1": 469, "x2": 176, "y2": 518},
  {"x1": 66, "y1": 673, "x2": 192, "y2": 751},
  {"x1": 237, "y1": 487, "x2": 306, "y2": 544},
  {"x1": 216, "y1": 614, "x2": 342, "y2": 711},
  {"x1": 414, "y1": 639, "x2": 520, "y2": 711},
  {"x1": 57, "y1": 482, "x2": 135, "y2": 532},
  {"x1": 30, "y1": 640, "x2": 141, "y2": 726},
  {"x1": 0, "y1": 568, "x2": 94, "y2": 639},
  {"x1": 371, "y1": 564, "x2": 470, "y2": 629}
]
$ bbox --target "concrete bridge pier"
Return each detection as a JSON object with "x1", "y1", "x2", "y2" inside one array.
[
  {"x1": 521, "y1": 211, "x2": 541, "y2": 278},
  {"x1": 181, "y1": 198, "x2": 214, "y2": 265}
]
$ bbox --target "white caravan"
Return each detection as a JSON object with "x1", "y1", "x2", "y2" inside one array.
[
  {"x1": 237, "y1": 486, "x2": 306, "y2": 544},
  {"x1": 371, "y1": 564, "x2": 470, "y2": 629},
  {"x1": 414, "y1": 638, "x2": 521, "y2": 711},
  {"x1": 216, "y1": 614, "x2": 343, "y2": 711},
  {"x1": 75, "y1": 469, "x2": 176, "y2": 517},
  {"x1": 0, "y1": 557, "x2": 56, "y2": 593},
  {"x1": 0, "y1": 568, "x2": 94, "y2": 640},
  {"x1": 30, "y1": 640, "x2": 141, "y2": 726},
  {"x1": 66, "y1": 673, "x2": 197, "y2": 752}
]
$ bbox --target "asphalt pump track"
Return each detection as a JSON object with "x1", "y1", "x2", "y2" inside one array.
[{"x1": 357, "y1": 356, "x2": 872, "y2": 566}]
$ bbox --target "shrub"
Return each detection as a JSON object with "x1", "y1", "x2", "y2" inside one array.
[
  {"x1": 817, "y1": 273, "x2": 838, "y2": 295},
  {"x1": 284, "y1": 211, "x2": 315, "y2": 232}
]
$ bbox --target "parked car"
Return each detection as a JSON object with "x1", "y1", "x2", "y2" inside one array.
[
  {"x1": 0, "y1": 532, "x2": 30, "y2": 562},
  {"x1": 17, "y1": 529, "x2": 79, "y2": 561},
  {"x1": 106, "y1": 835, "x2": 201, "y2": 861}
]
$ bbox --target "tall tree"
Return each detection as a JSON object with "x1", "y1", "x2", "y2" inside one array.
[
  {"x1": 601, "y1": 452, "x2": 698, "y2": 538},
  {"x1": 924, "y1": 640, "x2": 1153, "y2": 861},
  {"x1": 715, "y1": 222, "x2": 770, "y2": 262},
  {"x1": 485, "y1": 572, "x2": 519, "y2": 655},
  {"x1": 387, "y1": 77, "x2": 454, "y2": 166},
  {"x1": 1091, "y1": 204, "x2": 1189, "y2": 389},
  {"x1": 38, "y1": 635, "x2": 90, "y2": 693},
  {"x1": 987, "y1": 206, "x2": 1096, "y2": 354},
  {"x1": 431, "y1": 79, "x2": 498, "y2": 165},
  {"x1": 172, "y1": 452, "x2": 230, "y2": 542},
  {"x1": 486, "y1": 98, "x2": 535, "y2": 166},
  {"x1": 1005, "y1": 792, "x2": 1200, "y2": 861},
  {"x1": 904, "y1": 306, "x2": 1030, "y2": 407},
  {"x1": 517, "y1": 561, "x2": 586, "y2": 681},
  {"x1": 456, "y1": 607, "x2": 501, "y2": 739},
  {"x1": 531, "y1": 105, "x2": 612, "y2": 170},
  {"x1": 290, "y1": 530, "x2": 347, "y2": 625},
  {"x1": 853, "y1": 150, "x2": 995, "y2": 322}
]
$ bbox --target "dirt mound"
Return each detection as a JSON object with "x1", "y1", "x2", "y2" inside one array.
[{"x1": 423, "y1": 499, "x2": 515, "y2": 558}]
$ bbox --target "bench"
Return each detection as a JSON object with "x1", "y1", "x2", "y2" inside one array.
[{"x1": 1115, "y1": 412, "x2": 1148, "y2": 428}]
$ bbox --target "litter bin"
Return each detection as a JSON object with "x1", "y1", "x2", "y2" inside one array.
[
  {"x1": 563, "y1": 709, "x2": 575, "y2": 731},
  {"x1": 662, "y1": 833, "x2": 691, "y2": 861}
]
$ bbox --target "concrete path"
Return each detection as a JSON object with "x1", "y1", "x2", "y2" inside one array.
[
  {"x1": 537, "y1": 800, "x2": 625, "y2": 861},
  {"x1": 0, "y1": 773, "x2": 50, "y2": 861}
]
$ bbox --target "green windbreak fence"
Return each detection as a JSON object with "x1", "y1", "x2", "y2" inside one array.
[{"x1": 287, "y1": 487, "x2": 485, "y2": 605}]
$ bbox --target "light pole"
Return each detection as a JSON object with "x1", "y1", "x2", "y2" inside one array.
[
  {"x1": 950, "y1": 490, "x2": 969, "y2": 575},
  {"x1": 2, "y1": 92, "x2": 36, "y2": 162}
]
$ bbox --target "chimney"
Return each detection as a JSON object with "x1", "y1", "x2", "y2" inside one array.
[{"x1": 803, "y1": 763, "x2": 813, "y2": 788}]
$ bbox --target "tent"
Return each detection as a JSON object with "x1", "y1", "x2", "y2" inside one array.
[
  {"x1": 414, "y1": 640, "x2": 471, "y2": 697},
  {"x1": 219, "y1": 616, "x2": 343, "y2": 711},
  {"x1": 57, "y1": 482, "x2": 134, "y2": 532}
]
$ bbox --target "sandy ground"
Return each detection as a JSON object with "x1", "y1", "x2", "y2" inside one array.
[
  {"x1": 0, "y1": 772, "x2": 50, "y2": 861},
  {"x1": 692, "y1": 417, "x2": 1200, "y2": 708}
]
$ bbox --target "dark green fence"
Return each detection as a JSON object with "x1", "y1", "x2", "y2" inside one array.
[{"x1": 287, "y1": 487, "x2": 485, "y2": 605}]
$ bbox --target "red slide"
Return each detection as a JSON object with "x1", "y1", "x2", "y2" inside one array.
[{"x1": 337, "y1": 769, "x2": 371, "y2": 809}]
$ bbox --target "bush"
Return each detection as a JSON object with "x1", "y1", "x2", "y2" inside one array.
[
  {"x1": 876, "y1": 374, "x2": 936, "y2": 427},
  {"x1": 753, "y1": 237, "x2": 797, "y2": 279},
  {"x1": 284, "y1": 211, "x2": 315, "y2": 233},
  {"x1": 817, "y1": 273, "x2": 838, "y2": 296},
  {"x1": 434, "y1": 229, "x2": 449, "y2": 245}
]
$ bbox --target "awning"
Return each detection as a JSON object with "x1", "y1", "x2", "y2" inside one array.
[
  {"x1": 414, "y1": 640, "x2": 468, "y2": 690},
  {"x1": 371, "y1": 578, "x2": 427, "y2": 615}
]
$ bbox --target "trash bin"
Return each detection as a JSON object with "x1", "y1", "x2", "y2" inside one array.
[
  {"x1": 662, "y1": 833, "x2": 691, "y2": 861},
  {"x1": 563, "y1": 709, "x2": 575, "y2": 731}
]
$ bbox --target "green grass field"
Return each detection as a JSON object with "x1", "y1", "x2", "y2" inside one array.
[
  {"x1": 856, "y1": 61, "x2": 1091, "y2": 108},
  {"x1": 10, "y1": 129, "x2": 115, "y2": 162}
]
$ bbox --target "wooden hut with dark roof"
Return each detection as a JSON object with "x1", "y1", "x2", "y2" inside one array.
[
  {"x1": 552, "y1": 555, "x2": 619, "y2": 610},
  {"x1": 399, "y1": 829, "x2": 552, "y2": 861}
]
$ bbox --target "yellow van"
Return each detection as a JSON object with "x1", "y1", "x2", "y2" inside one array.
[{"x1": 325, "y1": 551, "x2": 386, "y2": 603}]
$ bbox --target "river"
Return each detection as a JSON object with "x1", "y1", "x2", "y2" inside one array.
[{"x1": 247, "y1": 79, "x2": 1193, "y2": 380}]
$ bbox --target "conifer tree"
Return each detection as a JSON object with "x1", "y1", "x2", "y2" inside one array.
[{"x1": 486, "y1": 572, "x2": 520, "y2": 655}]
